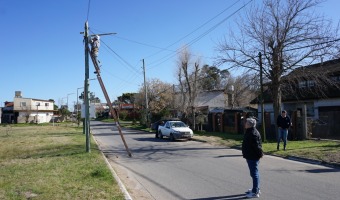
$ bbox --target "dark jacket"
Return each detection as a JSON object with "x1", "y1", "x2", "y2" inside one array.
[
  {"x1": 277, "y1": 115, "x2": 291, "y2": 129},
  {"x1": 242, "y1": 127, "x2": 263, "y2": 160}
]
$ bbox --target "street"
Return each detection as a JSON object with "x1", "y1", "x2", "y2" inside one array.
[{"x1": 91, "y1": 121, "x2": 340, "y2": 200}]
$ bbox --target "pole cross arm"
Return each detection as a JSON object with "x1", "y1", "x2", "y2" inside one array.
[{"x1": 89, "y1": 33, "x2": 117, "y2": 37}]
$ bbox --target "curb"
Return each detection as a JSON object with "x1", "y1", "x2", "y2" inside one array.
[
  {"x1": 91, "y1": 132, "x2": 133, "y2": 200},
  {"x1": 286, "y1": 156, "x2": 340, "y2": 169}
]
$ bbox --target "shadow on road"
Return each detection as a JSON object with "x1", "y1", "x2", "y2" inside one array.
[
  {"x1": 215, "y1": 155, "x2": 242, "y2": 158},
  {"x1": 302, "y1": 168, "x2": 340, "y2": 173},
  {"x1": 190, "y1": 194, "x2": 246, "y2": 200}
]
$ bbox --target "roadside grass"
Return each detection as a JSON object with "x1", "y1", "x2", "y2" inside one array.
[
  {"x1": 0, "y1": 125, "x2": 124, "y2": 200},
  {"x1": 195, "y1": 131, "x2": 340, "y2": 165},
  {"x1": 262, "y1": 140, "x2": 340, "y2": 164}
]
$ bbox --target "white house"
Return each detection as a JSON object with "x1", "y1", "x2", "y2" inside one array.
[
  {"x1": 195, "y1": 90, "x2": 231, "y2": 110},
  {"x1": 13, "y1": 91, "x2": 55, "y2": 123}
]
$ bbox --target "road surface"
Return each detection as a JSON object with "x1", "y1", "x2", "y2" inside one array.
[{"x1": 91, "y1": 121, "x2": 340, "y2": 200}]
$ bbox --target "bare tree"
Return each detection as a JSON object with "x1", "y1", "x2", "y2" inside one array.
[
  {"x1": 230, "y1": 73, "x2": 259, "y2": 108},
  {"x1": 176, "y1": 46, "x2": 201, "y2": 129},
  {"x1": 217, "y1": 0, "x2": 339, "y2": 123},
  {"x1": 176, "y1": 66, "x2": 187, "y2": 114}
]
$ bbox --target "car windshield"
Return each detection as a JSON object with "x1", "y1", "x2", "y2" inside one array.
[{"x1": 171, "y1": 122, "x2": 186, "y2": 127}]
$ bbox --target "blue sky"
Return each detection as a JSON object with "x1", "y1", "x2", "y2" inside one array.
[{"x1": 1, "y1": 0, "x2": 339, "y2": 109}]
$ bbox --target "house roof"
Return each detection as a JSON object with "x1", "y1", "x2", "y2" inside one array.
[
  {"x1": 5, "y1": 102, "x2": 14, "y2": 107},
  {"x1": 14, "y1": 97, "x2": 54, "y2": 102},
  {"x1": 286, "y1": 58, "x2": 340, "y2": 78},
  {"x1": 251, "y1": 58, "x2": 340, "y2": 104}
]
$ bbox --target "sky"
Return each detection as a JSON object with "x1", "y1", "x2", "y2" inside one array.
[{"x1": 1, "y1": 0, "x2": 339, "y2": 110}]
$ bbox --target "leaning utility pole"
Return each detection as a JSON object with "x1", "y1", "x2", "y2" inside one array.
[
  {"x1": 85, "y1": 28, "x2": 131, "y2": 157},
  {"x1": 90, "y1": 46, "x2": 132, "y2": 157},
  {"x1": 81, "y1": 21, "x2": 131, "y2": 156}
]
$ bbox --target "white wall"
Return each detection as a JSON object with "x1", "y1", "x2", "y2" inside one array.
[
  {"x1": 14, "y1": 97, "x2": 55, "y2": 123},
  {"x1": 195, "y1": 91, "x2": 226, "y2": 108},
  {"x1": 257, "y1": 97, "x2": 340, "y2": 124}
]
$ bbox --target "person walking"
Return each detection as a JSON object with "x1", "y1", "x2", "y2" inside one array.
[
  {"x1": 242, "y1": 118, "x2": 263, "y2": 198},
  {"x1": 277, "y1": 110, "x2": 291, "y2": 150}
]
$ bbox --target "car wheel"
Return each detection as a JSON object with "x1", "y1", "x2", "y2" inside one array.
[
  {"x1": 170, "y1": 133, "x2": 175, "y2": 141},
  {"x1": 159, "y1": 131, "x2": 163, "y2": 139}
]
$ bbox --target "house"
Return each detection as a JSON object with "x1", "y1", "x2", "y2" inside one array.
[
  {"x1": 193, "y1": 90, "x2": 257, "y2": 133},
  {"x1": 12, "y1": 91, "x2": 55, "y2": 123},
  {"x1": 1, "y1": 102, "x2": 14, "y2": 123},
  {"x1": 195, "y1": 90, "x2": 230, "y2": 109},
  {"x1": 253, "y1": 58, "x2": 340, "y2": 139}
]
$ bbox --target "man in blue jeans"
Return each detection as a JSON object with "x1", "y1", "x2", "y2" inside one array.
[
  {"x1": 277, "y1": 110, "x2": 291, "y2": 150},
  {"x1": 242, "y1": 118, "x2": 263, "y2": 198}
]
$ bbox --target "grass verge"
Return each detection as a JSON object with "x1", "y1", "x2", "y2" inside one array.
[
  {"x1": 195, "y1": 131, "x2": 340, "y2": 165},
  {"x1": 0, "y1": 125, "x2": 124, "y2": 200}
]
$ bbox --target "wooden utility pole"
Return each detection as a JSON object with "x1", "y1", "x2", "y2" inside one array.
[
  {"x1": 82, "y1": 22, "x2": 119, "y2": 153},
  {"x1": 89, "y1": 37, "x2": 132, "y2": 157},
  {"x1": 259, "y1": 52, "x2": 266, "y2": 142},
  {"x1": 84, "y1": 21, "x2": 91, "y2": 152}
]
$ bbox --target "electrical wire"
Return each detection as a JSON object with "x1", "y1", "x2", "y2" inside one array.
[
  {"x1": 146, "y1": 0, "x2": 253, "y2": 69},
  {"x1": 89, "y1": 29, "x2": 141, "y2": 75},
  {"x1": 85, "y1": 1, "x2": 253, "y2": 96},
  {"x1": 144, "y1": 0, "x2": 243, "y2": 60},
  {"x1": 283, "y1": 38, "x2": 340, "y2": 52}
]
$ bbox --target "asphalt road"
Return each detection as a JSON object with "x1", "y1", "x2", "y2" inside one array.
[{"x1": 91, "y1": 121, "x2": 340, "y2": 200}]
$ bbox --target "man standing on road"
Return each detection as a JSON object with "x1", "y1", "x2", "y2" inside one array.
[
  {"x1": 277, "y1": 110, "x2": 291, "y2": 151},
  {"x1": 242, "y1": 118, "x2": 263, "y2": 198}
]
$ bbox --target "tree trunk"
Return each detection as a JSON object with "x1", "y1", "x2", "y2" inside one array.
[{"x1": 271, "y1": 75, "x2": 282, "y2": 133}]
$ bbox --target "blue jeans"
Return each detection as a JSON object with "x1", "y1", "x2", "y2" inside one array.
[
  {"x1": 277, "y1": 128, "x2": 288, "y2": 148},
  {"x1": 246, "y1": 159, "x2": 260, "y2": 194}
]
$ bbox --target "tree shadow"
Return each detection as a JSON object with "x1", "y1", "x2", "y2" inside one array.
[
  {"x1": 215, "y1": 155, "x2": 242, "y2": 158},
  {"x1": 190, "y1": 194, "x2": 246, "y2": 200},
  {"x1": 301, "y1": 168, "x2": 340, "y2": 173}
]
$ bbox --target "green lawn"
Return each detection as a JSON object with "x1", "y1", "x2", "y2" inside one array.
[
  {"x1": 0, "y1": 125, "x2": 124, "y2": 200},
  {"x1": 194, "y1": 131, "x2": 340, "y2": 165}
]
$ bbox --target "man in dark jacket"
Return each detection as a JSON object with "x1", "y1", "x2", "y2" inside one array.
[
  {"x1": 276, "y1": 110, "x2": 291, "y2": 150},
  {"x1": 242, "y1": 118, "x2": 263, "y2": 198}
]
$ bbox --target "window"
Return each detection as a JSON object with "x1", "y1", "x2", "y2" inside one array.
[
  {"x1": 45, "y1": 103, "x2": 49, "y2": 106},
  {"x1": 298, "y1": 80, "x2": 315, "y2": 88},
  {"x1": 298, "y1": 81, "x2": 307, "y2": 88},
  {"x1": 20, "y1": 102, "x2": 26, "y2": 107},
  {"x1": 306, "y1": 103, "x2": 315, "y2": 117},
  {"x1": 331, "y1": 76, "x2": 340, "y2": 82},
  {"x1": 307, "y1": 80, "x2": 315, "y2": 87}
]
